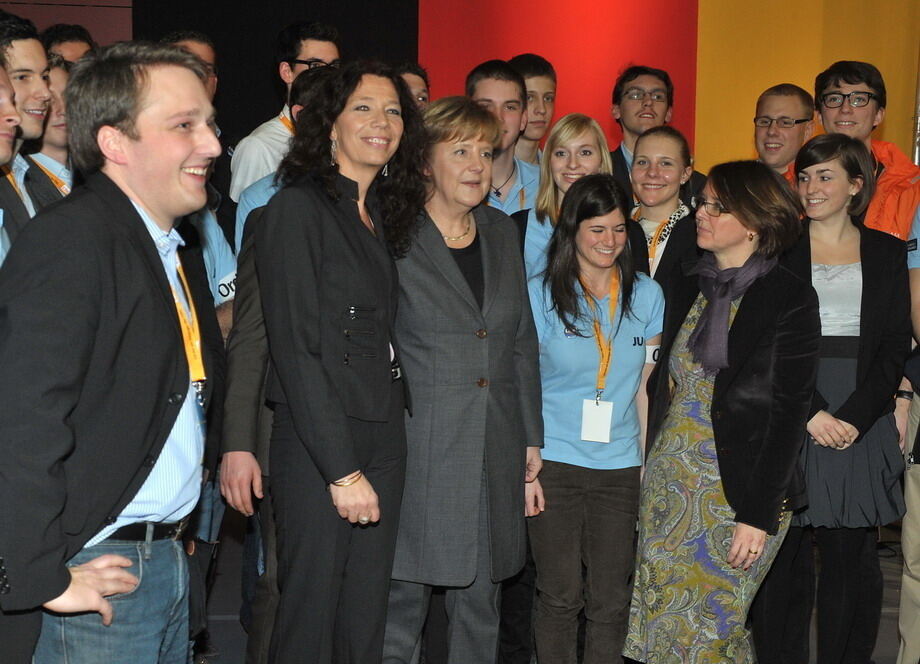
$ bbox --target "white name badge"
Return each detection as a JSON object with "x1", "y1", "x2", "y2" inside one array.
[{"x1": 581, "y1": 399, "x2": 613, "y2": 443}]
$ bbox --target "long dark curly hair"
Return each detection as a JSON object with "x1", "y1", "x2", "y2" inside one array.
[
  {"x1": 544, "y1": 174, "x2": 636, "y2": 335},
  {"x1": 277, "y1": 60, "x2": 427, "y2": 258}
]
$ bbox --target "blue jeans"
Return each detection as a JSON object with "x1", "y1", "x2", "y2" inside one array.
[{"x1": 34, "y1": 538, "x2": 190, "y2": 664}]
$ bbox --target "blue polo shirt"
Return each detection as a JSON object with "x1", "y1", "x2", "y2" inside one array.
[
  {"x1": 908, "y1": 205, "x2": 920, "y2": 269},
  {"x1": 529, "y1": 273, "x2": 664, "y2": 469},
  {"x1": 523, "y1": 207, "x2": 554, "y2": 279}
]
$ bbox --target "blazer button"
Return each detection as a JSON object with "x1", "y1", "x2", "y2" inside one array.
[
  {"x1": 0, "y1": 584, "x2": 9, "y2": 594},
  {"x1": 475, "y1": 329, "x2": 488, "y2": 339},
  {"x1": 143, "y1": 455, "x2": 156, "y2": 468},
  {"x1": 713, "y1": 410, "x2": 722, "y2": 420},
  {"x1": 168, "y1": 392, "x2": 183, "y2": 405},
  {"x1": 477, "y1": 378, "x2": 489, "y2": 388},
  {"x1": 105, "y1": 516, "x2": 117, "y2": 525}
]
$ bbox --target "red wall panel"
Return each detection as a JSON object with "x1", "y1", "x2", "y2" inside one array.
[{"x1": 419, "y1": 0, "x2": 699, "y2": 149}]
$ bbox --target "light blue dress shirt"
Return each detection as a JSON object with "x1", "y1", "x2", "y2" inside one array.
[
  {"x1": 234, "y1": 173, "x2": 279, "y2": 254},
  {"x1": 29, "y1": 152, "x2": 73, "y2": 191},
  {"x1": 619, "y1": 142, "x2": 634, "y2": 171},
  {"x1": 86, "y1": 202, "x2": 205, "y2": 546},
  {"x1": 529, "y1": 273, "x2": 664, "y2": 470},
  {"x1": 523, "y1": 208, "x2": 555, "y2": 279}
]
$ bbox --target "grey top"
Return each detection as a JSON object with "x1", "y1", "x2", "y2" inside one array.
[{"x1": 812, "y1": 262, "x2": 862, "y2": 337}]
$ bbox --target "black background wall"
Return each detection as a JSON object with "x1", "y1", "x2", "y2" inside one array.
[{"x1": 133, "y1": 0, "x2": 419, "y2": 149}]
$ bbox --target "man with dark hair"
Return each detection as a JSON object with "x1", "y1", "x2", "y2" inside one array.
[
  {"x1": 39, "y1": 22, "x2": 95, "y2": 62},
  {"x1": 394, "y1": 61, "x2": 429, "y2": 109},
  {"x1": 610, "y1": 64, "x2": 705, "y2": 204},
  {"x1": 815, "y1": 60, "x2": 920, "y2": 239},
  {"x1": 466, "y1": 59, "x2": 538, "y2": 215},
  {"x1": 753, "y1": 83, "x2": 814, "y2": 185},
  {"x1": 21, "y1": 54, "x2": 72, "y2": 211},
  {"x1": 229, "y1": 20, "x2": 340, "y2": 201},
  {"x1": 0, "y1": 11, "x2": 52, "y2": 237},
  {"x1": 0, "y1": 41, "x2": 224, "y2": 663},
  {"x1": 509, "y1": 53, "x2": 556, "y2": 165}
]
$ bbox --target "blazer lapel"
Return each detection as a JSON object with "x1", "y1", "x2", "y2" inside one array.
[
  {"x1": 715, "y1": 268, "x2": 778, "y2": 397},
  {"x1": 0, "y1": 172, "x2": 31, "y2": 242},
  {"x1": 414, "y1": 212, "x2": 481, "y2": 313},
  {"x1": 478, "y1": 208, "x2": 503, "y2": 317},
  {"x1": 86, "y1": 173, "x2": 180, "y2": 328}
]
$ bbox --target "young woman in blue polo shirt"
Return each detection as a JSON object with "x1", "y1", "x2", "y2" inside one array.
[{"x1": 526, "y1": 173, "x2": 663, "y2": 663}]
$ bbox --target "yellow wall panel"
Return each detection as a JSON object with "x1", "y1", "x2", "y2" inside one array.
[{"x1": 695, "y1": 0, "x2": 919, "y2": 172}]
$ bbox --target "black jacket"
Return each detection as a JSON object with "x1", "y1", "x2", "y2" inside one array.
[
  {"x1": 629, "y1": 209, "x2": 700, "y2": 290},
  {"x1": 782, "y1": 222, "x2": 910, "y2": 435},
  {"x1": 0, "y1": 172, "x2": 224, "y2": 651},
  {"x1": 255, "y1": 174, "x2": 406, "y2": 484},
  {"x1": 646, "y1": 259, "x2": 821, "y2": 533}
]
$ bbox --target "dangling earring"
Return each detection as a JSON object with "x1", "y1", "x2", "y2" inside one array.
[
  {"x1": 382, "y1": 161, "x2": 389, "y2": 177},
  {"x1": 747, "y1": 232, "x2": 756, "y2": 242},
  {"x1": 330, "y1": 139, "x2": 337, "y2": 166}
]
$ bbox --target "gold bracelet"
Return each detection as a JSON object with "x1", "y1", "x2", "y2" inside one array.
[{"x1": 332, "y1": 470, "x2": 363, "y2": 487}]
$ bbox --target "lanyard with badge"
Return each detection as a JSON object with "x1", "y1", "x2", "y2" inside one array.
[
  {"x1": 580, "y1": 270, "x2": 619, "y2": 443},
  {"x1": 31, "y1": 160, "x2": 71, "y2": 196},
  {"x1": 171, "y1": 258, "x2": 208, "y2": 412}
]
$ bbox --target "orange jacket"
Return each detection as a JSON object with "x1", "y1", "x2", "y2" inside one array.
[
  {"x1": 783, "y1": 162, "x2": 797, "y2": 188},
  {"x1": 864, "y1": 140, "x2": 920, "y2": 240}
]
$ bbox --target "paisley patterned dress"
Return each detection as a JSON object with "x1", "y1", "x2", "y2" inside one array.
[{"x1": 623, "y1": 294, "x2": 789, "y2": 663}]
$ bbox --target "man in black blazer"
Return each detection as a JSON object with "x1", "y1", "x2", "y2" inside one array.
[
  {"x1": 609, "y1": 64, "x2": 706, "y2": 206},
  {"x1": 0, "y1": 42, "x2": 223, "y2": 663}
]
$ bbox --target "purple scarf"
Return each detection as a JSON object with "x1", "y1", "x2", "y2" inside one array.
[{"x1": 687, "y1": 252, "x2": 776, "y2": 375}]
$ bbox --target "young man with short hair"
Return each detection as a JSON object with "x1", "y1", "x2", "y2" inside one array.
[
  {"x1": 0, "y1": 41, "x2": 224, "y2": 663},
  {"x1": 39, "y1": 23, "x2": 95, "y2": 63},
  {"x1": 22, "y1": 54, "x2": 72, "y2": 210},
  {"x1": 509, "y1": 53, "x2": 556, "y2": 165},
  {"x1": 815, "y1": 60, "x2": 920, "y2": 239},
  {"x1": 753, "y1": 83, "x2": 814, "y2": 186},
  {"x1": 0, "y1": 11, "x2": 51, "y2": 235},
  {"x1": 467, "y1": 59, "x2": 538, "y2": 215},
  {"x1": 610, "y1": 64, "x2": 705, "y2": 205},
  {"x1": 229, "y1": 20, "x2": 340, "y2": 202}
]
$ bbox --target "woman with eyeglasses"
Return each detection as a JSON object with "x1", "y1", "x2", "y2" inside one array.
[
  {"x1": 624, "y1": 161, "x2": 820, "y2": 663},
  {"x1": 751, "y1": 134, "x2": 908, "y2": 664},
  {"x1": 629, "y1": 126, "x2": 700, "y2": 287}
]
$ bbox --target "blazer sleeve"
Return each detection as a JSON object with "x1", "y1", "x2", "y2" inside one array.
[
  {"x1": 834, "y1": 241, "x2": 911, "y2": 435},
  {"x1": 254, "y1": 186, "x2": 358, "y2": 483},
  {"x1": 0, "y1": 217, "x2": 98, "y2": 610},
  {"x1": 734, "y1": 280, "x2": 820, "y2": 532},
  {"x1": 510, "y1": 228, "x2": 544, "y2": 447},
  {"x1": 222, "y1": 208, "x2": 268, "y2": 458}
]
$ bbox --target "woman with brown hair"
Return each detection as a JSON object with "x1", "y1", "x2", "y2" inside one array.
[{"x1": 624, "y1": 161, "x2": 821, "y2": 663}]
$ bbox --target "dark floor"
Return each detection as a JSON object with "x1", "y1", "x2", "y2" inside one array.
[{"x1": 204, "y1": 514, "x2": 904, "y2": 663}]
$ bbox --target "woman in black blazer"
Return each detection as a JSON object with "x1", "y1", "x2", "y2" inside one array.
[
  {"x1": 628, "y1": 125, "x2": 699, "y2": 288},
  {"x1": 624, "y1": 161, "x2": 820, "y2": 663},
  {"x1": 751, "y1": 134, "x2": 909, "y2": 664},
  {"x1": 254, "y1": 62, "x2": 426, "y2": 663}
]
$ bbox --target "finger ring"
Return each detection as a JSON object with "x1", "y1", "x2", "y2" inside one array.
[
  {"x1": 749, "y1": 549, "x2": 759, "y2": 555},
  {"x1": 358, "y1": 516, "x2": 370, "y2": 525}
]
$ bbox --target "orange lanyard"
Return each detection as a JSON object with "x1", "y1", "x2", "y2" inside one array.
[
  {"x1": 31, "y1": 159, "x2": 70, "y2": 196},
  {"x1": 2, "y1": 165, "x2": 22, "y2": 199},
  {"x1": 647, "y1": 218, "x2": 670, "y2": 264},
  {"x1": 171, "y1": 259, "x2": 207, "y2": 386},
  {"x1": 278, "y1": 113, "x2": 294, "y2": 135},
  {"x1": 581, "y1": 269, "x2": 620, "y2": 400}
]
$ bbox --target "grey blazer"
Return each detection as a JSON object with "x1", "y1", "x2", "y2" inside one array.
[{"x1": 391, "y1": 205, "x2": 543, "y2": 586}]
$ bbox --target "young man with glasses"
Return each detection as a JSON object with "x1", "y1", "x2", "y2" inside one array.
[
  {"x1": 815, "y1": 60, "x2": 920, "y2": 239},
  {"x1": 229, "y1": 20, "x2": 340, "y2": 202},
  {"x1": 753, "y1": 83, "x2": 814, "y2": 186},
  {"x1": 609, "y1": 65, "x2": 705, "y2": 206}
]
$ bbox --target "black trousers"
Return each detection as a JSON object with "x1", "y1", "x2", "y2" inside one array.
[
  {"x1": 268, "y1": 383, "x2": 407, "y2": 664},
  {"x1": 751, "y1": 525, "x2": 883, "y2": 664}
]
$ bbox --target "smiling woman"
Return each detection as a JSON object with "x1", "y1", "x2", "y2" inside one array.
[
  {"x1": 521, "y1": 113, "x2": 613, "y2": 278},
  {"x1": 254, "y1": 61, "x2": 427, "y2": 663},
  {"x1": 382, "y1": 95, "x2": 544, "y2": 663}
]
